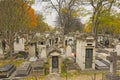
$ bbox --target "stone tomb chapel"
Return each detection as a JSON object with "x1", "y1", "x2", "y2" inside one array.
[
  {"x1": 48, "y1": 48, "x2": 62, "y2": 73},
  {"x1": 76, "y1": 35, "x2": 96, "y2": 70}
]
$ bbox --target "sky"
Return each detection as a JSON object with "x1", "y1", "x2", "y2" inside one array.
[
  {"x1": 32, "y1": 0, "x2": 120, "y2": 27},
  {"x1": 32, "y1": 0, "x2": 93, "y2": 27}
]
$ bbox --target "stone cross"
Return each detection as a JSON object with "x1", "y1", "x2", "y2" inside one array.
[{"x1": 106, "y1": 52, "x2": 120, "y2": 74}]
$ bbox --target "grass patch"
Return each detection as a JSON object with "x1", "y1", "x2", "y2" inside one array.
[
  {"x1": 44, "y1": 63, "x2": 49, "y2": 76},
  {"x1": 0, "y1": 60, "x2": 23, "y2": 67},
  {"x1": 24, "y1": 76, "x2": 45, "y2": 80}
]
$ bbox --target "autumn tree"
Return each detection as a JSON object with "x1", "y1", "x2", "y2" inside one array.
[
  {"x1": 49, "y1": 0, "x2": 82, "y2": 34},
  {"x1": 0, "y1": 0, "x2": 37, "y2": 59},
  {"x1": 36, "y1": 13, "x2": 53, "y2": 33},
  {"x1": 89, "y1": 0, "x2": 115, "y2": 39}
]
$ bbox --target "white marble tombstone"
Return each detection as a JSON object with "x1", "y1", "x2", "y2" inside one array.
[
  {"x1": 29, "y1": 44, "x2": 36, "y2": 57},
  {"x1": 66, "y1": 45, "x2": 72, "y2": 57},
  {"x1": 0, "y1": 48, "x2": 4, "y2": 59},
  {"x1": 14, "y1": 38, "x2": 25, "y2": 53},
  {"x1": 41, "y1": 47, "x2": 47, "y2": 59},
  {"x1": 115, "y1": 43, "x2": 120, "y2": 55}
]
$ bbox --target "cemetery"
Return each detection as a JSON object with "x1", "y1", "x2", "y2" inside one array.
[
  {"x1": 0, "y1": 32, "x2": 120, "y2": 80},
  {"x1": 0, "y1": 0, "x2": 120, "y2": 79},
  {"x1": 0, "y1": 31, "x2": 120, "y2": 80}
]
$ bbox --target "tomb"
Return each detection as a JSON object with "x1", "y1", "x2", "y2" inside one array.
[
  {"x1": 106, "y1": 52, "x2": 120, "y2": 80},
  {"x1": 95, "y1": 60, "x2": 109, "y2": 70},
  {"x1": 76, "y1": 35, "x2": 95, "y2": 70},
  {"x1": 41, "y1": 47, "x2": 47, "y2": 59},
  {"x1": 28, "y1": 43, "x2": 36, "y2": 57},
  {"x1": 0, "y1": 64, "x2": 16, "y2": 78},
  {"x1": 97, "y1": 34, "x2": 104, "y2": 43},
  {"x1": 0, "y1": 40, "x2": 5, "y2": 59},
  {"x1": 48, "y1": 48, "x2": 62, "y2": 73},
  {"x1": 32, "y1": 59, "x2": 45, "y2": 75},
  {"x1": 15, "y1": 62, "x2": 32, "y2": 77},
  {"x1": 66, "y1": 45, "x2": 72, "y2": 57},
  {"x1": 115, "y1": 43, "x2": 120, "y2": 55},
  {"x1": 14, "y1": 37, "x2": 25, "y2": 53},
  {"x1": 0, "y1": 48, "x2": 4, "y2": 59}
]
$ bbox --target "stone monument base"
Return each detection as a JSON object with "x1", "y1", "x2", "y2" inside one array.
[{"x1": 106, "y1": 73, "x2": 120, "y2": 80}]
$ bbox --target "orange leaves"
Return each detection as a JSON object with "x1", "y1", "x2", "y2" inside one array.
[
  {"x1": 24, "y1": 3, "x2": 37, "y2": 28},
  {"x1": 27, "y1": 7, "x2": 37, "y2": 27}
]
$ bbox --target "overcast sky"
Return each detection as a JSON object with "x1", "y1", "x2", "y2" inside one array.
[{"x1": 32, "y1": 0, "x2": 120, "y2": 27}]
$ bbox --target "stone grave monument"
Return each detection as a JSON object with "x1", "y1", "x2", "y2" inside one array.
[
  {"x1": 48, "y1": 48, "x2": 62, "y2": 73},
  {"x1": 32, "y1": 59, "x2": 45, "y2": 76},
  {"x1": 115, "y1": 43, "x2": 120, "y2": 55},
  {"x1": 41, "y1": 47, "x2": 47, "y2": 59},
  {"x1": 76, "y1": 35, "x2": 95, "y2": 70},
  {"x1": 15, "y1": 62, "x2": 32, "y2": 77},
  {"x1": 66, "y1": 45, "x2": 72, "y2": 57},
  {"x1": 106, "y1": 52, "x2": 120, "y2": 80}
]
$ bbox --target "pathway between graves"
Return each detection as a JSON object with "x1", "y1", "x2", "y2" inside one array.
[{"x1": 46, "y1": 73, "x2": 61, "y2": 80}]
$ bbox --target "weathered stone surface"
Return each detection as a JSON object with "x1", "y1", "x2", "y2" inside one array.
[
  {"x1": 15, "y1": 62, "x2": 32, "y2": 77},
  {"x1": 66, "y1": 45, "x2": 72, "y2": 57},
  {"x1": 46, "y1": 73, "x2": 61, "y2": 80}
]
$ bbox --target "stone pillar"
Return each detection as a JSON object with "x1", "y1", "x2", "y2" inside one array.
[
  {"x1": 58, "y1": 56, "x2": 61, "y2": 73},
  {"x1": 49, "y1": 57, "x2": 52, "y2": 73},
  {"x1": 110, "y1": 62, "x2": 113, "y2": 73}
]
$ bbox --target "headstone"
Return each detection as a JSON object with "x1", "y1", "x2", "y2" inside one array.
[
  {"x1": 14, "y1": 37, "x2": 25, "y2": 53},
  {"x1": 66, "y1": 45, "x2": 72, "y2": 57},
  {"x1": 41, "y1": 47, "x2": 47, "y2": 59},
  {"x1": 106, "y1": 52, "x2": 120, "y2": 80},
  {"x1": 0, "y1": 64, "x2": 16, "y2": 78},
  {"x1": 115, "y1": 43, "x2": 120, "y2": 55},
  {"x1": 29, "y1": 43, "x2": 36, "y2": 57},
  {"x1": 15, "y1": 62, "x2": 32, "y2": 77},
  {"x1": 32, "y1": 59, "x2": 45, "y2": 75},
  {"x1": 0, "y1": 48, "x2": 4, "y2": 59}
]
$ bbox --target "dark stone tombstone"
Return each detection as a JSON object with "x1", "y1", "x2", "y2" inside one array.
[
  {"x1": 106, "y1": 52, "x2": 120, "y2": 80},
  {"x1": 65, "y1": 40, "x2": 67, "y2": 46},
  {"x1": 55, "y1": 38, "x2": 58, "y2": 43},
  {"x1": 105, "y1": 39, "x2": 109, "y2": 47},
  {"x1": 0, "y1": 64, "x2": 16, "y2": 78},
  {"x1": 2, "y1": 40, "x2": 6, "y2": 51}
]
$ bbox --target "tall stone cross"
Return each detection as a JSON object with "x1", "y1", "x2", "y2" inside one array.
[{"x1": 106, "y1": 52, "x2": 120, "y2": 74}]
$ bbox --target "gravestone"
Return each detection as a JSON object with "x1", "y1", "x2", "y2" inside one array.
[
  {"x1": 106, "y1": 52, "x2": 120, "y2": 80},
  {"x1": 0, "y1": 64, "x2": 16, "y2": 78},
  {"x1": 14, "y1": 37, "x2": 25, "y2": 53},
  {"x1": 48, "y1": 48, "x2": 61, "y2": 73},
  {"x1": 66, "y1": 45, "x2": 72, "y2": 57},
  {"x1": 115, "y1": 43, "x2": 120, "y2": 55},
  {"x1": 41, "y1": 47, "x2": 47, "y2": 59},
  {"x1": 32, "y1": 59, "x2": 45, "y2": 75},
  {"x1": 28, "y1": 43, "x2": 36, "y2": 57},
  {"x1": 0, "y1": 48, "x2": 4, "y2": 59},
  {"x1": 15, "y1": 62, "x2": 32, "y2": 77}
]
